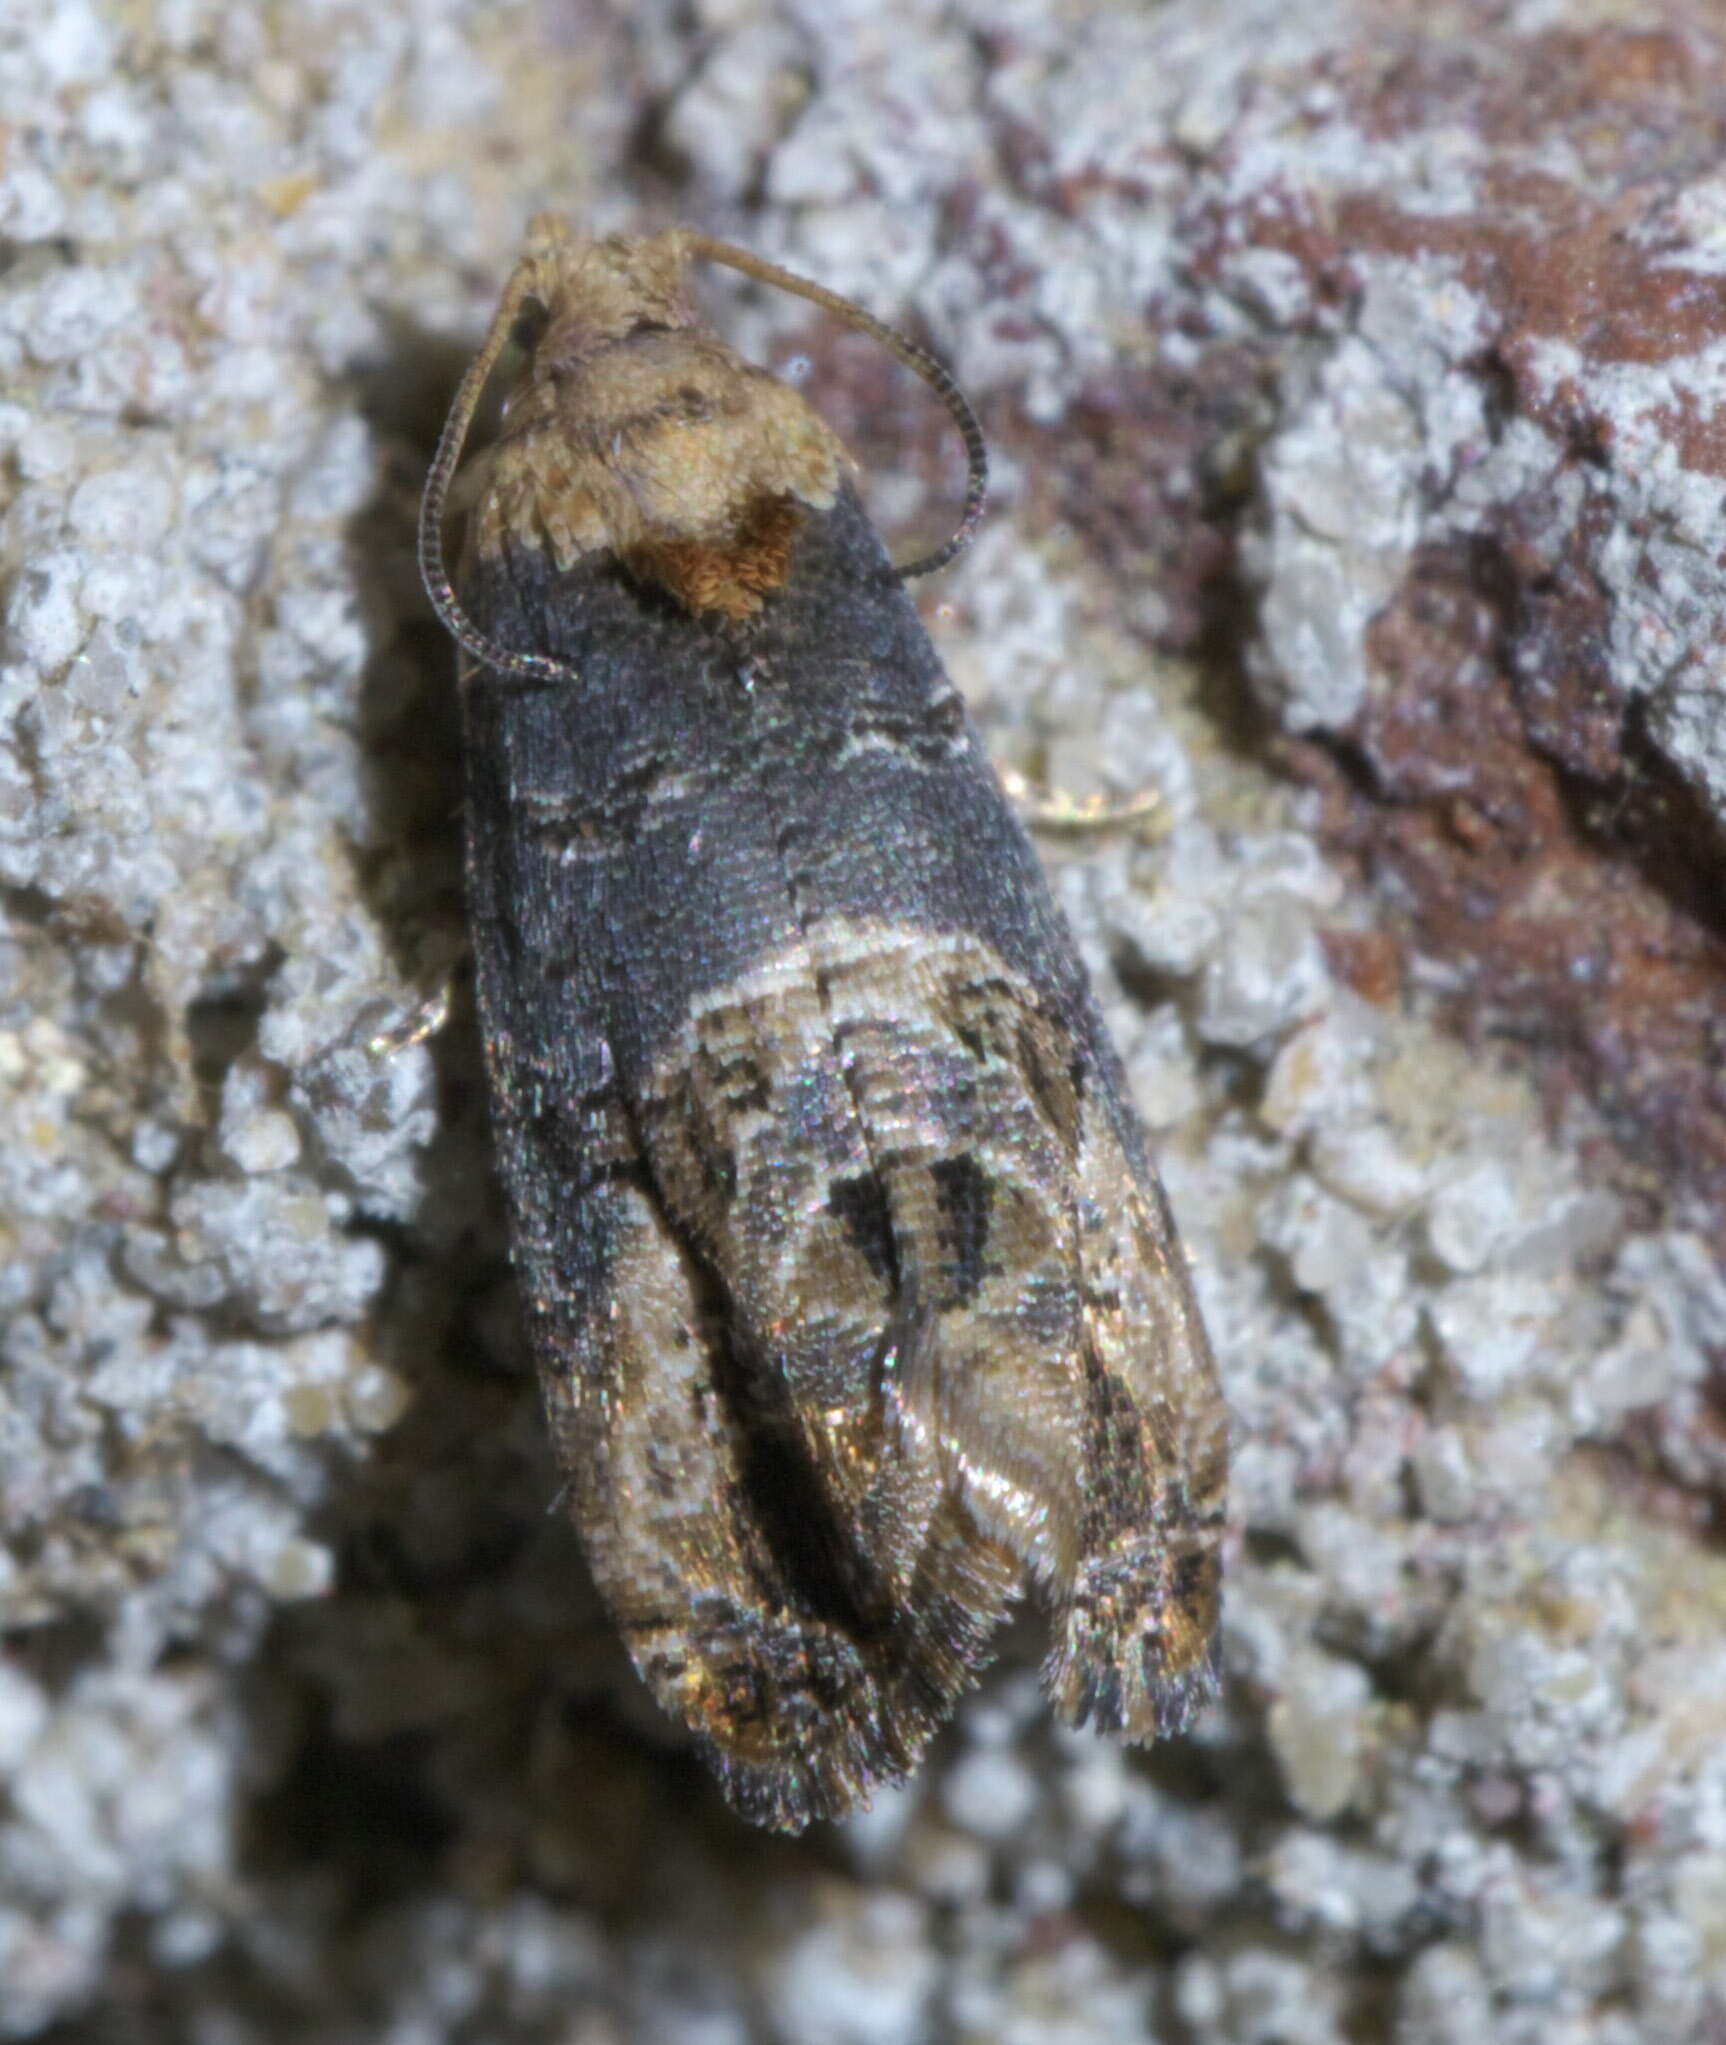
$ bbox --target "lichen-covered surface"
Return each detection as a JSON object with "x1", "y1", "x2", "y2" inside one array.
[{"x1": 2, "y1": 0, "x2": 1724, "y2": 2040}]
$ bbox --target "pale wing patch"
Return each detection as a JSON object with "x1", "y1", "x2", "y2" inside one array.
[{"x1": 798, "y1": 917, "x2": 1227, "y2": 1738}]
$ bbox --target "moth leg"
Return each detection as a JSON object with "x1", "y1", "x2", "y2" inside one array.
[
  {"x1": 365, "y1": 977, "x2": 457, "y2": 1055},
  {"x1": 364, "y1": 940, "x2": 473, "y2": 1056},
  {"x1": 998, "y1": 765, "x2": 1168, "y2": 843}
]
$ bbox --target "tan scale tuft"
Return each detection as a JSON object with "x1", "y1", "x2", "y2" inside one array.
[{"x1": 468, "y1": 219, "x2": 850, "y2": 618}]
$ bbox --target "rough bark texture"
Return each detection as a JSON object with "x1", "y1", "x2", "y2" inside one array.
[{"x1": 2, "y1": 2, "x2": 1724, "y2": 2041}]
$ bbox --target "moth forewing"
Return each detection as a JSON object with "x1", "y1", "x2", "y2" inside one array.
[{"x1": 424, "y1": 218, "x2": 1228, "y2": 1829}]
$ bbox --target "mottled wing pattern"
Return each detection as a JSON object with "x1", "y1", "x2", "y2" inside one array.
[
  {"x1": 461, "y1": 545, "x2": 1021, "y2": 1830},
  {"x1": 459, "y1": 484, "x2": 1225, "y2": 1828},
  {"x1": 748, "y1": 490, "x2": 1228, "y2": 1742}
]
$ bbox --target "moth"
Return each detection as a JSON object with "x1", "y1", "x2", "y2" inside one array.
[{"x1": 420, "y1": 219, "x2": 1228, "y2": 1830}]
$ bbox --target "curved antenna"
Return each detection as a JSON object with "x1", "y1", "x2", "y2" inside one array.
[
  {"x1": 418, "y1": 263, "x2": 581, "y2": 687},
  {"x1": 686, "y1": 234, "x2": 989, "y2": 580}
]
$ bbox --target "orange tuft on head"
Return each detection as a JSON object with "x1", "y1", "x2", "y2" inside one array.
[{"x1": 623, "y1": 494, "x2": 806, "y2": 620}]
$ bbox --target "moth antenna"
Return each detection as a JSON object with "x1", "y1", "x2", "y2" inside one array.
[
  {"x1": 686, "y1": 234, "x2": 988, "y2": 580},
  {"x1": 420, "y1": 260, "x2": 582, "y2": 686}
]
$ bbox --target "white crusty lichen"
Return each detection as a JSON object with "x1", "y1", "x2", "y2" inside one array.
[{"x1": 3, "y1": 0, "x2": 1725, "y2": 2041}]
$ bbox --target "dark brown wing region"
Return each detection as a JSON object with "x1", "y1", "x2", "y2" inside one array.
[{"x1": 440, "y1": 224, "x2": 1228, "y2": 1830}]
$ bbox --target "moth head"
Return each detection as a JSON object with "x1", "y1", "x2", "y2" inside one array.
[
  {"x1": 508, "y1": 218, "x2": 700, "y2": 378},
  {"x1": 421, "y1": 221, "x2": 989, "y2": 670}
]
